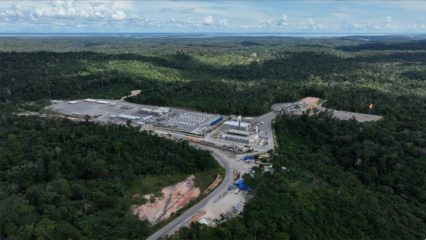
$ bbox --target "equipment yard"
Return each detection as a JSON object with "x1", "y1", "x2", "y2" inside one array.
[{"x1": 202, "y1": 189, "x2": 250, "y2": 225}]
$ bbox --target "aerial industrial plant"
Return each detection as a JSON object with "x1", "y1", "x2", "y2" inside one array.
[
  {"x1": 46, "y1": 98, "x2": 274, "y2": 154},
  {"x1": 44, "y1": 96, "x2": 383, "y2": 237}
]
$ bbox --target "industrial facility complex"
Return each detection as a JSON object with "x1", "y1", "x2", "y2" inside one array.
[
  {"x1": 46, "y1": 96, "x2": 378, "y2": 155},
  {"x1": 46, "y1": 98, "x2": 275, "y2": 153},
  {"x1": 44, "y1": 95, "x2": 382, "y2": 239}
]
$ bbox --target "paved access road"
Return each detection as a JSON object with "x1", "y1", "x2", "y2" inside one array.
[
  {"x1": 254, "y1": 111, "x2": 277, "y2": 151},
  {"x1": 146, "y1": 145, "x2": 234, "y2": 240}
]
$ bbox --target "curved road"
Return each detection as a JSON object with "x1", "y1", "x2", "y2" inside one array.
[{"x1": 147, "y1": 145, "x2": 234, "y2": 240}]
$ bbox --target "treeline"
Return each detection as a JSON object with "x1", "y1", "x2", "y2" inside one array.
[
  {"x1": 172, "y1": 112, "x2": 425, "y2": 240},
  {"x1": 0, "y1": 116, "x2": 219, "y2": 239},
  {"x1": 126, "y1": 79, "x2": 303, "y2": 115},
  {"x1": 337, "y1": 40, "x2": 426, "y2": 51},
  {"x1": 0, "y1": 36, "x2": 302, "y2": 53}
]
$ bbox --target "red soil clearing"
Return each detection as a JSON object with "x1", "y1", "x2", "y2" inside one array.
[{"x1": 131, "y1": 175, "x2": 200, "y2": 224}]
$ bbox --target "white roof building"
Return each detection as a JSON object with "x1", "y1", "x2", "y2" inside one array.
[
  {"x1": 221, "y1": 133, "x2": 258, "y2": 144},
  {"x1": 117, "y1": 114, "x2": 140, "y2": 120},
  {"x1": 223, "y1": 120, "x2": 251, "y2": 130}
]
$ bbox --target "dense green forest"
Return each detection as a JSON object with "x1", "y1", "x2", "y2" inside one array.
[
  {"x1": 336, "y1": 39, "x2": 426, "y2": 51},
  {"x1": 0, "y1": 36, "x2": 425, "y2": 239},
  {"x1": 1, "y1": 37, "x2": 425, "y2": 115},
  {"x1": 173, "y1": 113, "x2": 425, "y2": 240},
  {"x1": 0, "y1": 116, "x2": 220, "y2": 239}
]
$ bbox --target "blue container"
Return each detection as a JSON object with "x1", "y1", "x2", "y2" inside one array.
[{"x1": 209, "y1": 116, "x2": 223, "y2": 126}]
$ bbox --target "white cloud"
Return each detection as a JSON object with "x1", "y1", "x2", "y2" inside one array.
[
  {"x1": 366, "y1": 16, "x2": 399, "y2": 30},
  {"x1": 112, "y1": 10, "x2": 126, "y2": 20},
  {"x1": 277, "y1": 14, "x2": 288, "y2": 26},
  {"x1": 0, "y1": 0, "x2": 136, "y2": 29},
  {"x1": 203, "y1": 15, "x2": 214, "y2": 25},
  {"x1": 385, "y1": 16, "x2": 398, "y2": 29}
]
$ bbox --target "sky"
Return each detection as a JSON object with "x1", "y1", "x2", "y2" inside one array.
[{"x1": 1, "y1": 0, "x2": 426, "y2": 34}]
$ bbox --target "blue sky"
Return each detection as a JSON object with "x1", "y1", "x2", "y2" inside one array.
[{"x1": 1, "y1": 1, "x2": 426, "y2": 33}]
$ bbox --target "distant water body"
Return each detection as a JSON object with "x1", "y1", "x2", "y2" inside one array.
[{"x1": 0, "y1": 32, "x2": 421, "y2": 38}]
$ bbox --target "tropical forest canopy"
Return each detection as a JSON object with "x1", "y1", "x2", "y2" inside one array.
[{"x1": 0, "y1": 116, "x2": 220, "y2": 239}]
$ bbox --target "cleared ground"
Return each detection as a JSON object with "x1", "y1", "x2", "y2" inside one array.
[
  {"x1": 329, "y1": 109, "x2": 383, "y2": 122},
  {"x1": 273, "y1": 101, "x2": 383, "y2": 123},
  {"x1": 132, "y1": 175, "x2": 200, "y2": 224},
  {"x1": 46, "y1": 99, "x2": 221, "y2": 134}
]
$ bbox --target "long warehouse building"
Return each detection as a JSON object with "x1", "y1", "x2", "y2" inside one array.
[
  {"x1": 220, "y1": 133, "x2": 258, "y2": 144},
  {"x1": 223, "y1": 120, "x2": 250, "y2": 131}
]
